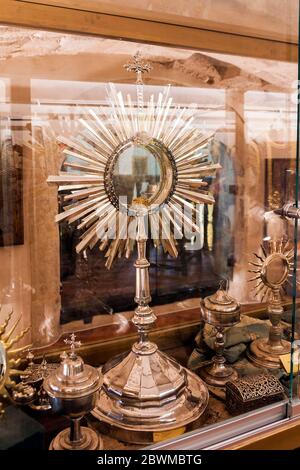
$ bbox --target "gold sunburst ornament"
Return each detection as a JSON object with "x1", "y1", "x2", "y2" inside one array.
[
  {"x1": 247, "y1": 238, "x2": 293, "y2": 369},
  {"x1": 48, "y1": 53, "x2": 220, "y2": 442},
  {"x1": 0, "y1": 306, "x2": 31, "y2": 415}
]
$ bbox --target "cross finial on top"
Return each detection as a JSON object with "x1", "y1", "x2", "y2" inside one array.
[
  {"x1": 64, "y1": 333, "x2": 81, "y2": 358},
  {"x1": 124, "y1": 52, "x2": 152, "y2": 113},
  {"x1": 124, "y1": 51, "x2": 152, "y2": 77}
]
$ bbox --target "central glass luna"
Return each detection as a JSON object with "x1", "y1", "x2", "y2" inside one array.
[{"x1": 112, "y1": 144, "x2": 161, "y2": 206}]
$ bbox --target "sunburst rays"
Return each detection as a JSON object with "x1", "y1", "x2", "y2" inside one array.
[
  {"x1": 0, "y1": 305, "x2": 31, "y2": 415},
  {"x1": 48, "y1": 55, "x2": 221, "y2": 268},
  {"x1": 248, "y1": 238, "x2": 294, "y2": 301}
]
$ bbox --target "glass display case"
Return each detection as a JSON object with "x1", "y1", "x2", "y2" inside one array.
[{"x1": 0, "y1": 0, "x2": 299, "y2": 450}]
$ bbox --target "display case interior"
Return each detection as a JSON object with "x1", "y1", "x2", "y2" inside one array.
[{"x1": 0, "y1": 16, "x2": 299, "y2": 449}]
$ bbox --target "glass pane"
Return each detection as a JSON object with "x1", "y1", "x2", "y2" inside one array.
[{"x1": 290, "y1": 14, "x2": 300, "y2": 405}]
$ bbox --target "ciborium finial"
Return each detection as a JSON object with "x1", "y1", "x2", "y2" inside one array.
[{"x1": 64, "y1": 333, "x2": 81, "y2": 358}]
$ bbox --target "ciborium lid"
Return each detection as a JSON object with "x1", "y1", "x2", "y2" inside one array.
[
  {"x1": 43, "y1": 334, "x2": 100, "y2": 399},
  {"x1": 201, "y1": 283, "x2": 240, "y2": 327}
]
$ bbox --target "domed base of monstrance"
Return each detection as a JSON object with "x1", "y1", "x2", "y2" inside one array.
[
  {"x1": 92, "y1": 344, "x2": 208, "y2": 444},
  {"x1": 91, "y1": 222, "x2": 209, "y2": 444}
]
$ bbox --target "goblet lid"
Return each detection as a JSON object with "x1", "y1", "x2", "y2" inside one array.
[
  {"x1": 43, "y1": 334, "x2": 100, "y2": 399},
  {"x1": 201, "y1": 283, "x2": 240, "y2": 327}
]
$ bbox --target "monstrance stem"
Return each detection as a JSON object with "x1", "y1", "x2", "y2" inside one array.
[{"x1": 132, "y1": 213, "x2": 157, "y2": 355}]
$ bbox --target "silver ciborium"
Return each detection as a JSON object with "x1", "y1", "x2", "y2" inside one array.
[
  {"x1": 199, "y1": 283, "x2": 240, "y2": 387},
  {"x1": 43, "y1": 334, "x2": 102, "y2": 450}
]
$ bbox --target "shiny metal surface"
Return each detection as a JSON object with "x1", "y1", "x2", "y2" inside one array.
[
  {"x1": 247, "y1": 240, "x2": 294, "y2": 369},
  {"x1": 44, "y1": 334, "x2": 102, "y2": 450},
  {"x1": 199, "y1": 285, "x2": 240, "y2": 387},
  {"x1": 49, "y1": 392, "x2": 98, "y2": 418},
  {"x1": 50, "y1": 424, "x2": 101, "y2": 450},
  {"x1": 45, "y1": 361, "x2": 100, "y2": 398},
  {"x1": 94, "y1": 214, "x2": 209, "y2": 441},
  {"x1": 274, "y1": 203, "x2": 300, "y2": 220},
  {"x1": 199, "y1": 351, "x2": 239, "y2": 387},
  {"x1": 105, "y1": 138, "x2": 177, "y2": 214},
  {"x1": 29, "y1": 387, "x2": 52, "y2": 411},
  {"x1": 247, "y1": 336, "x2": 290, "y2": 369},
  {"x1": 21, "y1": 356, "x2": 59, "y2": 411},
  {"x1": 12, "y1": 382, "x2": 36, "y2": 405},
  {"x1": 21, "y1": 362, "x2": 58, "y2": 386},
  {"x1": 93, "y1": 351, "x2": 208, "y2": 432},
  {"x1": 44, "y1": 335, "x2": 100, "y2": 399},
  {"x1": 201, "y1": 287, "x2": 240, "y2": 327}
]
